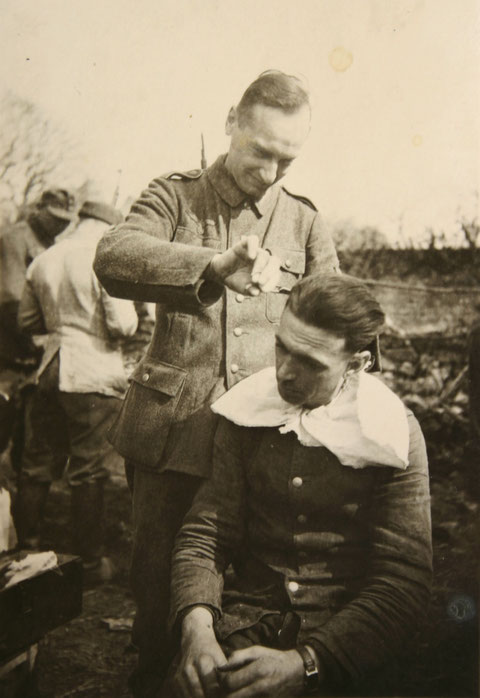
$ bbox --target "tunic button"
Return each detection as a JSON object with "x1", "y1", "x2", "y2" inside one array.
[
  {"x1": 284, "y1": 259, "x2": 292, "y2": 268},
  {"x1": 297, "y1": 514, "x2": 307, "y2": 524},
  {"x1": 142, "y1": 373, "x2": 150, "y2": 382},
  {"x1": 292, "y1": 476, "x2": 303, "y2": 488},
  {"x1": 231, "y1": 363, "x2": 239, "y2": 374},
  {"x1": 233, "y1": 327, "x2": 243, "y2": 337},
  {"x1": 288, "y1": 581, "x2": 299, "y2": 593},
  {"x1": 235, "y1": 293, "x2": 245, "y2": 303},
  {"x1": 299, "y1": 551, "x2": 308, "y2": 559}
]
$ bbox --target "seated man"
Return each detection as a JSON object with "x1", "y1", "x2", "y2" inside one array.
[{"x1": 169, "y1": 273, "x2": 432, "y2": 697}]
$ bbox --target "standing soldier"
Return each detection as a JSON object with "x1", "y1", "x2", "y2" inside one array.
[{"x1": 94, "y1": 70, "x2": 339, "y2": 695}]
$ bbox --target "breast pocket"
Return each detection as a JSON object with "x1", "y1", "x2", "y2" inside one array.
[
  {"x1": 265, "y1": 248, "x2": 306, "y2": 323},
  {"x1": 173, "y1": 216, "x2": 222, "y2": 250},
  {"x1": 172, "y1": 224, "x2": 203, "y2": 246}
]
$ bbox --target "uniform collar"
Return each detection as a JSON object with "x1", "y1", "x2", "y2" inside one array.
[{"x1": 207, "y1": 154, "x2": 279, "y2": 218}]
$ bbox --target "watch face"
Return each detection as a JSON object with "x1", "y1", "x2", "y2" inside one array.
[{"x1": 305, "y1": 667, "x2": 319, "y2": 692}]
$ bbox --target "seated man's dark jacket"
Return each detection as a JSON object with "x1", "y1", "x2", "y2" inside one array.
[
  {"x1": 93, "y1": 155, "x2": 339, "y2": 476},
  {"x1": 171, "y1": 411, "x2": 432, "y2": 688}
]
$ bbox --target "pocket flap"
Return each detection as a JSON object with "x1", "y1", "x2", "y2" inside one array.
[
  {"x1": 130, "y1": 358, "x2": 187, "y2": 397},
  {"x1": 268, "y1": 247, "x2": 306, "y2": 275}
]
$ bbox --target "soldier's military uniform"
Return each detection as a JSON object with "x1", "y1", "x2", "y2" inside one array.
[{"x1": 94, "y1": 153, "x2": 339, "y2": 695}]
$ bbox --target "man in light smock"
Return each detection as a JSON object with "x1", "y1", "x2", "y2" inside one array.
[{"x1": 16, "y1": 201, "x2": 137, "y2": 580}]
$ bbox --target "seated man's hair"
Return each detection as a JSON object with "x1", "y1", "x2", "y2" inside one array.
[
  {"x1": 287, "y1": 274, "x2": 385, "y2": 353},
  {"x1": 237, "y1": 70, "x2": 310, "y2": 124}
]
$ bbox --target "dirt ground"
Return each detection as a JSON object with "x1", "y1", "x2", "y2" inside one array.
[
  {"x1": 26, "y1": 439, "x2": 479, "y2": 698},
  {"x1": 33, "y1": 474, "x2": 137, "y2": 698}
]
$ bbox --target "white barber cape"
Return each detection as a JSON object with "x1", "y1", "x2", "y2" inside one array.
[{"x1": 212, "y1": 367, "x2": 410, "y2": 470}]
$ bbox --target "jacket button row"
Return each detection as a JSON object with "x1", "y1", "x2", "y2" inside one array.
[
  {"x1": 288, "y1": 581, "x2": 299, "y2": 593},
  {"x1": 292, "y1": 476, "x2": 303, "y2": 488},
  {"x1": 233, "y1": 327, "x2": 243, "y2": 337},
  {"x1": 284, "y1": 259, "x2": 292, "y2": 268},
  {"x1": 297, "y1": 514, "x2": 307, "y2": 524},
  {"x1": 235, "y1": 293, "x2": 244, "y2": 303},
  {"x1": 142, "y1": 373, "x2": 150, "y2": 382},
  {"x1": 230, "y1": 364, "x2": 239, "y2": 374}
]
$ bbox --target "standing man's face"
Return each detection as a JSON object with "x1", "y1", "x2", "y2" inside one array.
[{"x1": 224, "y1": 103, "x2": 310, "y2": 200}]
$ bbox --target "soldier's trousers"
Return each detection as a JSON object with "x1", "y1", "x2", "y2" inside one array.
[
  {"x1": 21, "y1": 358, "x2": 121, "y2": 486},
  {"x1": 125, "y1": 463, "x2": 203, "y2": 698}
]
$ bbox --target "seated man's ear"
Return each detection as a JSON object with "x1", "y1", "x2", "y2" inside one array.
[
  {"x1": 225, "y1": 107, "x2": 237, "y2": 135},
  {"x1": 345, "y1": 351, "x2": 372, "y2": 376}
]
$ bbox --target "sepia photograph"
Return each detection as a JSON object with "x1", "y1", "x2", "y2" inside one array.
[{"x1": 0, "y1": 1, "x2": 478, "y2": 696}]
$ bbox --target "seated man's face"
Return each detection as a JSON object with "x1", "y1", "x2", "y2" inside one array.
[{"x1": 275, "y1": 308, "x2": 351, "y2": 409}]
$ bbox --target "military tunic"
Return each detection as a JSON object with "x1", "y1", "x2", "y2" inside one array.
[
  {"x1": 95, "y1": 154, "x2": 339, "y2": 477},
  {"x1": 171, "y1": 412, "x2": 432, "y2": 689}
]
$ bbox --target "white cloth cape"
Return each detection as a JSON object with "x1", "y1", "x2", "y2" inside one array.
[{"x1": 212, "y1": 367, "x2": 409, "y2": 470}]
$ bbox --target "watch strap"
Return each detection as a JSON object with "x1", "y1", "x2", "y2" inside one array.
[{"x1": 296, "y1": 645, "x2": 319, "y2": 693}]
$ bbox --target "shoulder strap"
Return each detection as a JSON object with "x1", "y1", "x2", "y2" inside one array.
[
  {"x1": 164, "y1": 168, "x2": 204, "y2": 181},
  {"x1": 281, "y1": 186, "x2": 317, "y2": 211}
]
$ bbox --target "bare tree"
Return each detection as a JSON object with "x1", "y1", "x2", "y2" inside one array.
[
  {"x1": 0, "y1": 91, "x2": 85, "y2": 224},
  {"x1": 460, "y1": 219, "x2": 480, "y2": 249}
]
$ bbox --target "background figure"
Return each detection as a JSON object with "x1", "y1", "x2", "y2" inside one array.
[
  {"x1": 15, "y1": 200, "x2": 138, "y2": 582},
  {"x1": 0, "y1": 188, "x2": 75, "y2": 467},
  {"x1": 94, "y1": 69, "x2": 339, "y2": 695}
]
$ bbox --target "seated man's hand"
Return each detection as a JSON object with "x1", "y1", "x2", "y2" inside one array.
[
  {"x1": 208, "y1": 235, "x2": 280, "y2": 296},
  {"x1": 217, "y1": 645, "x2": 305, "y2": 697},
  {"x1": 174, "y1": 607, "x2": 227, "y2": 698}
]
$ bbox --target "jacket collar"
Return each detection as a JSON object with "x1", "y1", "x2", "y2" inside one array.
[{"x1": 207, "y1": 154, "x2": 279, "y2": 218}]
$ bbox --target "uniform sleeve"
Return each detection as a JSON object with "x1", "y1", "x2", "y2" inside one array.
[
  {"x1": 100, "y1": 285, "x2": 138, "y2": 339},
  {"x1": 306, "y1": 412, "x2": 432, "y2": 687},
  {"x1": 170, "y1": 418, "x2": 248, "y2": 627},
  {"x1": 305, "y1": 212, "x2": 340, "y2": 275},
  {"x1": 93, "y1": 178, "x2": 223, "y2": 309}
]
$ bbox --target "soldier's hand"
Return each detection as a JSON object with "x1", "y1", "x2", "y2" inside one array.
[
  {"x1": 174, "y1": 607, "x2": 227, "y2": 698},
  {"x1": 217, "y1": 645, "x2": 305, "y2": 697},
  {"x1": 209, "y1": 235, "x2": 280, "y2": 296}
]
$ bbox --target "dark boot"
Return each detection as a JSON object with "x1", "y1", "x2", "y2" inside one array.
[
  {"x1": 14, "y1": 480, "x2": 50, "y2": 549},
  {"x1": 71, "y1": 480, "x2": 115, "y2": 583}
]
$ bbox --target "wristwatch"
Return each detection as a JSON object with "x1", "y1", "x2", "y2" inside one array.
[{"x1": 296, "y1": 645, "x2": 319, "y2": 693}]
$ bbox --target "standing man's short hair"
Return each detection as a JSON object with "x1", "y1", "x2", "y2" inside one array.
[{"x1": 236, "y1": 70, "x2": 311, "y2": 124}]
